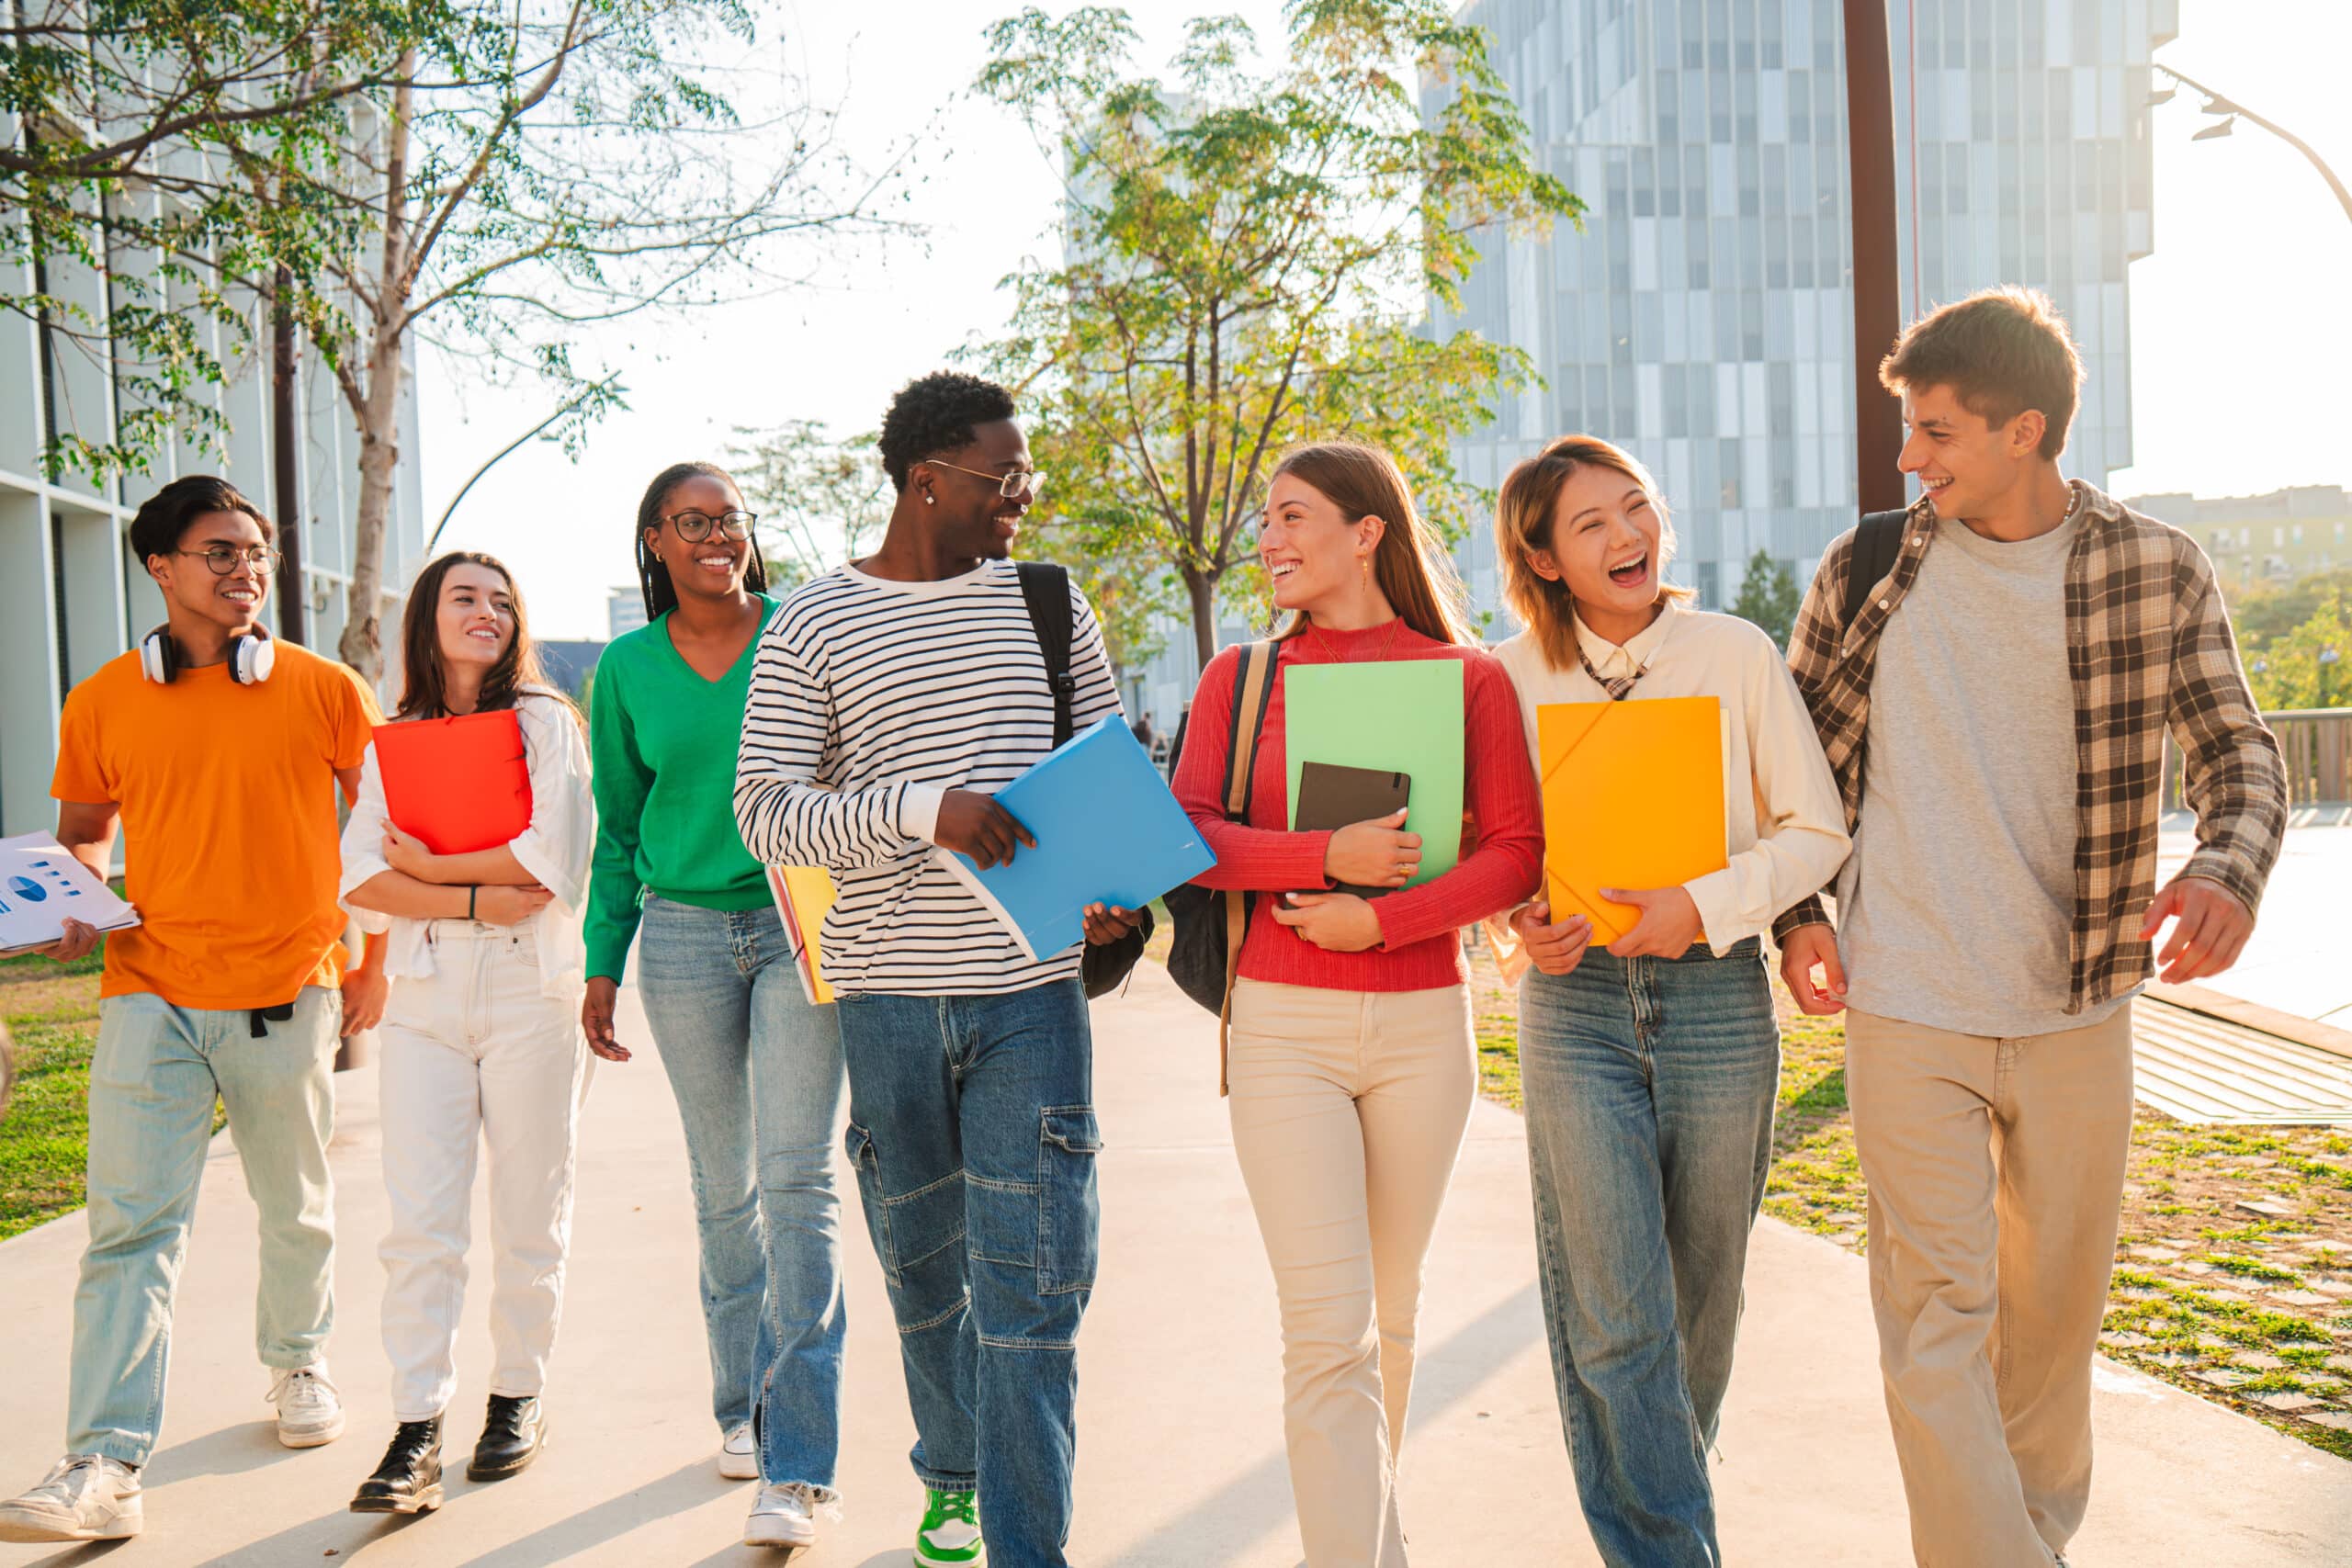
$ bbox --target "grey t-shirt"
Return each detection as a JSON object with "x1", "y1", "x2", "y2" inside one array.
[{"x1": 1837, "y1": 507, "x2": 2132, "y2": 1037}]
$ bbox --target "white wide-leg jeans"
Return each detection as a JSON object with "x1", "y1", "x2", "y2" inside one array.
[{"x1": 377, "y1": 921, "x2": 589, "y2": 1421}]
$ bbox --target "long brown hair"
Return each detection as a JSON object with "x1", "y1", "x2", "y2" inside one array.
[
  {"x1": 396, "y1": 550, "x2": 576, "y2": 726},
  {"x1": 1270, "y1": 442, "x2": 1474, "y2": 647},
  {"x1": 1495, "y1": 434, "x2": 1696, "y2": 672}
]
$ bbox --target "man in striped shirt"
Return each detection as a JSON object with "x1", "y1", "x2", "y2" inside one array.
[{"x1": 734, "y1": 371, "x2": 1140, "y2": 1568}]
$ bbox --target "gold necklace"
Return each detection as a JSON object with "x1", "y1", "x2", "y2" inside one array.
[{"x1": 1307, "y1": 615, "x2": 1404, "y2": 663}]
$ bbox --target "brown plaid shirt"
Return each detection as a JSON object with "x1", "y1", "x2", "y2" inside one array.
[{"x1": 1772, "y1": 481, "x2": 2288, "y2": 1014}]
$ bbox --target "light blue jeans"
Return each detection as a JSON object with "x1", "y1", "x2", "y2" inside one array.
[
  {"x1": 834, "y1": 980, "x2": 1097, "y2": 1568},
  {"x1": 67, "y1": 987, "x2": 340, "y2": 1465},
  {"x1": 634, "y1": 894, "x2": 847, "y2": 1495},
  {"x1": 1519, "y1": 938, "x2": 1781, "y2": 1568}
]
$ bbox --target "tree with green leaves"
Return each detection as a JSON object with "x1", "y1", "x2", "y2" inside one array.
[
  {"x1": 243, "y1": 1, "x2": 910, "y2": 678},
  {"x1": 974, "y1": 0, "x2": 1579, "y2": 666},
  {"x1": 2, "y1": 0, "x2": 420, "y2": 479},
  {"x1": 728, "y1": 419, "x2": 892, "y2": 593},
  {"x1": 1729, "y1": 547, "x2": 1800, "y2": 649},
  {"x1": 2242, "y1": 591, "x2": 2350, "y2": 711}
]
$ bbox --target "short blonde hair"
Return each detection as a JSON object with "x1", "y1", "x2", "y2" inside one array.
[{"x1": 1495, "y1": 434, "x2": 1694, "y2": 672}]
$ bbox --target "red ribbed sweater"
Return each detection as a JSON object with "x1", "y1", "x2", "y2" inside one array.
[{"x1": 1173, "y1": 619, "x2": 1543, "y2": 993}]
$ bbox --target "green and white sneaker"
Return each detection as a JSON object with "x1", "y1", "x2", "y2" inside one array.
[{"x1": 913, "y1": 1486, "x2": 983, "y2": 1567}]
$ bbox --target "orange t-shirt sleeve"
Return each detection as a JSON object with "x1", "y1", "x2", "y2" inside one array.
[
  {"x1": 51, "y1": 682, "x2": 114, "y2": 804},
  {"x1": 330, "y1": 664, "x2": 383, "y2": 770}
]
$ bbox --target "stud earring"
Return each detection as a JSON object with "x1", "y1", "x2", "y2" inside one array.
[{"x1": 924, "y1": 493, "x2": 934, "y2": 506}]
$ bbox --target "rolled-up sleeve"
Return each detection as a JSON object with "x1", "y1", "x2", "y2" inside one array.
[{"x1": 509, "y1": 696, "x2": 595, "y2": 912}]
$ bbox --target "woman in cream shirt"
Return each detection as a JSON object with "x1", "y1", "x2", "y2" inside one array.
[{"x1": 1489, "y1": 435, "x2": 1848, "y2": 1568}]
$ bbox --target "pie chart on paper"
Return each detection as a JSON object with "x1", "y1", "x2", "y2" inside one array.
[{"x1": 7, "y1": 877, "x2": 44, "y2": 903}]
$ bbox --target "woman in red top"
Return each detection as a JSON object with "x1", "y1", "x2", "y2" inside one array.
[{"x1": 1172, "y1": 442, "x2": 1542, "y2": 1566}]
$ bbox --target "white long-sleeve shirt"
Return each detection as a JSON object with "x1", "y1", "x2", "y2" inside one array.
[
  {"x1": 338, "y1": 688, "x2": 595, "y2": 1000},
  {"x1": 733, "y1": 559, "x2": 1123, "y2": 997},
  {"x1": 1494, "y1": 600, "x2": 1849, "y2": 954}
]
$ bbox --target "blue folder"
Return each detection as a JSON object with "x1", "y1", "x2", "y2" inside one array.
[{"x1": 934, "y1": 715, "x2": 1216, "y2": 961}]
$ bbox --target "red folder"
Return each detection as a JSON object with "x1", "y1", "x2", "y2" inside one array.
[{"x1": 371, "y1": 710, "x2": 534, "y2": 854}]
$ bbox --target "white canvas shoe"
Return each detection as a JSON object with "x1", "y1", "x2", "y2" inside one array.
[
  {"x1": 744, "y1": 1482, "x2": 818, "y2": 1550},
  {"x1": 718, "y1": 1422, "x2": 760, "y2": 1481},
  {"x1": 269, "y1": 1363, "x2": 345, "y2": 1449},
  {"x1": 0, "y1": 1455, "x2": 143, "y2": 1543}
]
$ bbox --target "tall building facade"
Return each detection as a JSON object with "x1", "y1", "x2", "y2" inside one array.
[
  {"x1": 0, "y1": 238, "x2": 424, "y2": 836},
  {"x1": 1431, "y1": 0, "x2": 2178, "y2": 619}
]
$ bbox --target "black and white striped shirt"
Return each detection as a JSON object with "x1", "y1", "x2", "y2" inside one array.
[{"x1": 733, "y1": 558, "x2": 1123, "y2": 996}]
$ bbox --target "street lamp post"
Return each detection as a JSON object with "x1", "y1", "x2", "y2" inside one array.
[
  {"x1": 2154, "y1": 63, "x2": 2352, "y2": 228},
  {"x1": 1843, "y1": 0, "x2": 1906, "y2": 516}
]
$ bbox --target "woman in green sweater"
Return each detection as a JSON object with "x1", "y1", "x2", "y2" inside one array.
[{"x1": 582, "y1": 461, "x2": 845, "y2": 1552}]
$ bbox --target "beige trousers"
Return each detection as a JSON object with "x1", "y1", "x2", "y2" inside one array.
[
  {"x1": 1845, "y1": 1005, "x2": 2136, "y2": 1568},
  {"x1": 1226, "y1": 977, "x2": 1476, "y2": 1568}
]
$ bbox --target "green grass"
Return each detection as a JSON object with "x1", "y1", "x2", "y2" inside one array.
[{"x1": 0, "y1": 948, "x2": 107, "y2": 1241}]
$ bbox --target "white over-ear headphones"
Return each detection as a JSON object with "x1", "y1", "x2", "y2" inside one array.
[{"x1": 139, "y1": 623, "x2": 276, "y2": 686}]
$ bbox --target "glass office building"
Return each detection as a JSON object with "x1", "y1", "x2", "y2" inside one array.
[{"x1": 1431, "y1": 0, "x2": 2178, "y2": 618}]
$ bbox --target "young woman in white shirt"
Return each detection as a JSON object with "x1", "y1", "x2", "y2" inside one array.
[
  {"x1": 1490, "y1": 436, "x2": 1849, "y2": 1567},
  {"x1": 337, "y1": 551, "x2": 595, "y2": 1516}
]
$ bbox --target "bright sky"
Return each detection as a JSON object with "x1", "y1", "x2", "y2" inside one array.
[{"x1": 418, "y1": 0, "x2": 2351, "y2": 639}]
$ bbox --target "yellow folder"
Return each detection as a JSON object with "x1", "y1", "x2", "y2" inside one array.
[
  {"x1": 1537, "y1": 696, "x2": 1729, "y2": 945},
  {"x1": 766, "y1": 864, "x2": 839, "y2": 1007}
]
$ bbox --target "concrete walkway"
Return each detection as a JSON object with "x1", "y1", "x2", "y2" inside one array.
[{"x1": 2, "y1": 964, "x2": 2347, "y2": 1566}]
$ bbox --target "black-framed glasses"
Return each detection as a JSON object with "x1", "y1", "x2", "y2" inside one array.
[
  {"x1": 663, "y1": 509, "x2": 757, "y2": 542},
  {"x1": 174, "y1": 545, "x2": 281, "y2": 575},
  {"x1": 926, "y1": 459, "x2": 1048, "y2": 502}
]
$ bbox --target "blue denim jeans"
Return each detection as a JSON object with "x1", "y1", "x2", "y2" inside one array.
[
  {"x1": 67, "y1": 987, "x2": 340, "y2": 1465},
  {"x1": 1518, "y1": 938, "x2": 1780, "y2": 1568},
  {"x1": 635, "y1": 895, "x2": 847, "y2": 1495},
  {"x1": 833, "y1": 980, "x2": 1097, "y2": 1568}
]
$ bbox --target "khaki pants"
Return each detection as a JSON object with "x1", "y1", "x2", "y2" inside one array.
[
  {"x1": 1845, "y1": 1005, "x2": 2136, "y2": 1568},
  {"x1": 1227, "y1": 977, "x2": 1476, "y2": 1568}
]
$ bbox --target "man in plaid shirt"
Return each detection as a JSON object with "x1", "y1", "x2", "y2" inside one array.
[{"x1": 1772, "y1": 288, "x2": 2286, "y2": 1566}]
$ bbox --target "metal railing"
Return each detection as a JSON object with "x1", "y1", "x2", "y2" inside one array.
[{"x1": 2164, "y1": 708, "x2": 2352, "y2": 811}]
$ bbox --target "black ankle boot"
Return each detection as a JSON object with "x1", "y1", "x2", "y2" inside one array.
[
  {"x1": 350, "y1": 1417, "x2": 443, "y2": 1514},
  {"x1": 468, "y1": 1394, "x2": 547, "y2": 1482}
]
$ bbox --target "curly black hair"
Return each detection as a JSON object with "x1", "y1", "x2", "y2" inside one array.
[{"x1": 876, "y1": 371, "x2": 1018, "y2": 491}]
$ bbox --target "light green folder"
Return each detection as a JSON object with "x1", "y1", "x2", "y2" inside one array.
[{"x1": 1283, "y1": 660, "x2": 1467, "y2": 888}]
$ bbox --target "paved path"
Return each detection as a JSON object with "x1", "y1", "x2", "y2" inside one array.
[
  {"x1": 2160, "y1": 822, "x2": 2352, "y2": 1027},
  {"x1": 3, "y1": 964, "x2": 2348, "y2": 1566}
]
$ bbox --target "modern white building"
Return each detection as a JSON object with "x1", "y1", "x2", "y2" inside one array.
[
  {"x1": 0, "y1": 237, "x2": 425, "y2": 836},
  {"x1": 607, "y1": 585, "x2": 649, "y2": 639},
  {"x1": 1431, "y1": 0, "x2": 2177, "y2": 616}
]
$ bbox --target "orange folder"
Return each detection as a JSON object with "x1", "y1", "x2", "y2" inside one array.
[
  {"x1": 371, "y1": 710, "x2": 532, "y2": 855},
  {"x1": 1537, "y1": 696, "x2": 1728, "y2": 945}
]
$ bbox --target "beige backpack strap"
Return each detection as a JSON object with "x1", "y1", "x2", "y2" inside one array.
[{"x1": 1217, "y1": 640, "x2": 1280, "y2": 1097}]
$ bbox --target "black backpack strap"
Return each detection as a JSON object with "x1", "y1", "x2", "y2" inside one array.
[
  {"x1": 1016, "y1": 562, "x2": 1078, "y2": 746},
  {"x1": 1843, "y1": 509, "x2": 1910, "y2": 630}
]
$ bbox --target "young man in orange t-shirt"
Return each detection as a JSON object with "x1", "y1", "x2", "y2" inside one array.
[{"x1": 0, "y1": 478, "x2": 386, "y2": 1547}]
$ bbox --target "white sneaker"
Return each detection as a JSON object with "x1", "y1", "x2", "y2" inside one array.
[
  {"x1": 0, "y1": 1455, "x2": 143, "y2": 1543},
  {"x1": 718, "y1": 1422, "x2": 760, "y2": 1481},
  {"x1": 744, "y1": 1482, "x2": 818, "y2": 1550},
  {"x1": 269, "y1": 1363, "x2": 345, "y2": 1449}
]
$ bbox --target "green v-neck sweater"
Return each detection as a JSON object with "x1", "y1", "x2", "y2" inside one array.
[{"x1": 584, "y1": 596, "x2": 778, "y2": 982}]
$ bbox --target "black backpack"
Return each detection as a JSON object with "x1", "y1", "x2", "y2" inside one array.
[
  {"x1": 1159, "y1": 640, "x2": 1279, "y2": 1094},
  {"x1": 1843, "y1": 509, "x2": 1911, "y2": 629},
  {"x1": 1013, "y1": 562, "x2": 1153, "y2": 1000}
]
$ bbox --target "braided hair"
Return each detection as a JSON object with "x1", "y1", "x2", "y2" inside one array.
[{"x1": 635, "y1": 461, "x2": 769, "y2": 621}]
